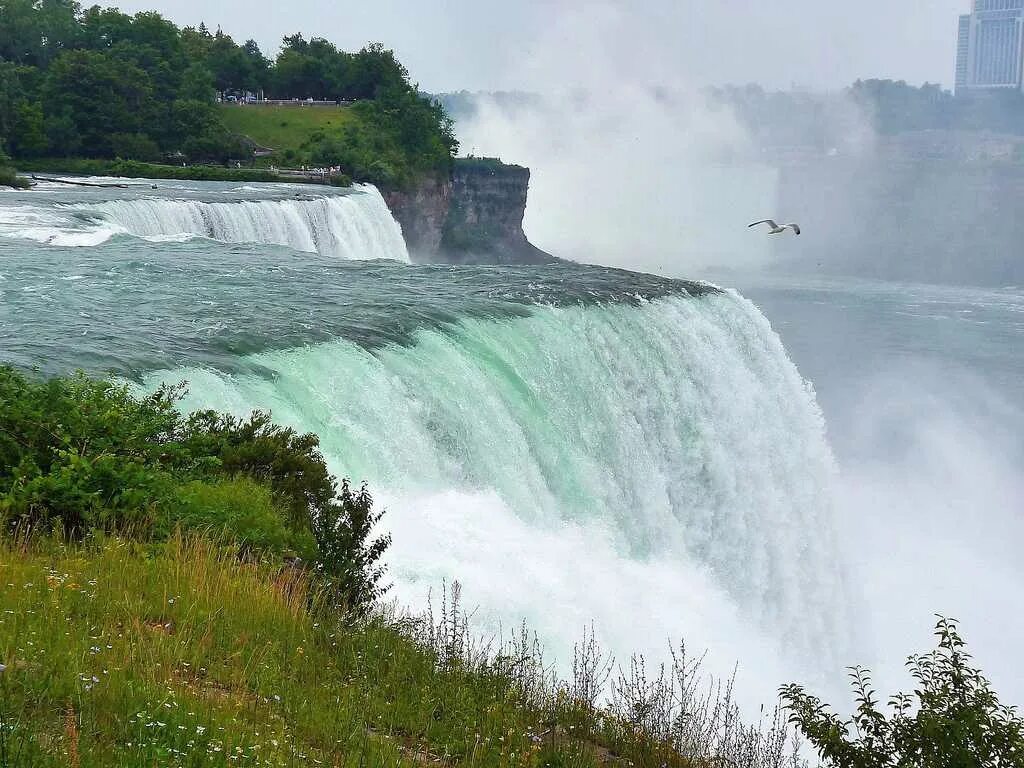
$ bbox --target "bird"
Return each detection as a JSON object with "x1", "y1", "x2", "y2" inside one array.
[{"x1": 748, "y1": 219, "x2": 801, "y2": 236}]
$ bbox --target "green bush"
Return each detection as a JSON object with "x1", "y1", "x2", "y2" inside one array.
[
  {"x1": 782, "y1": 616, "x2": 1024, "y2": 767},
  {"x1": 312, "y1": 480, "x2": 390, "y2": 612},
  {"x1": 109, "y1": 132, "x2": 162, "y2": 162},
  {"x1": 0, "y1": 366, "x2": 388, "y2": 610},
  {"x1": 173, "y1": 477, "x2": 316, "y2": 559},
  {"x1": 0, "y1": 165, "x2": 29, "y2": 188},
  {"x1": 0, "y1": 148, "x2": 29, "y2": 188}
]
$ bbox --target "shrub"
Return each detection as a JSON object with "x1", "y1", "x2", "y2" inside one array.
[
  {"x1": 178, "y1": 409, "x2": 336, "y2": 532},
  {"x1": 109, "y1": 132, "x2": 162, "y2": 162},
  {"x1": 0, "y1": 367, "x2": 389, "y2": 611},
  {"x1": 781, "y1": 616, "x2": 1024, "y2": 767},
  {"x1": 0, "y1": 369, "x2": 185, "y2": 533},
  {"x1": 172, "y1": 477, "x2": 316, "y2": 559},
  {"x1": 0, "y1": 165, "x2": 29, "y2": 188},
  {"x1": 311, "y1": 480, "x2": 390, "y2": 612},
  {"x1": 0, "y1": 148, "x2": 29, "y2": 188}
]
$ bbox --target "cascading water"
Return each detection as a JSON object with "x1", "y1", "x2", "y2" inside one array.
[
  {"x1": 1, "y1": 181, "x2": 408, "y2": 261},
  {"x1": 84, "y1": 186, "x2": 408, "y2": 260},
  {"x1": 0, "y1": 176, "x2": 851, "y2": 704},
  {"x1": 140, "y1": 291, "x2": 848, "y2": 691}
]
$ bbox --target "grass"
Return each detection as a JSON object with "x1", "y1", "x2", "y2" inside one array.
[
  {"x1": 219, "y1": 105, "x2": 356, "y2": 158},
  {"x1": 0, "y1": 533, "x2": 797, "y2": 767}
]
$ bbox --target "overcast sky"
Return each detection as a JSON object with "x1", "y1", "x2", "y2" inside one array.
[{"x1": 113, "y1": 0, "x2": 969, "y2": 93}]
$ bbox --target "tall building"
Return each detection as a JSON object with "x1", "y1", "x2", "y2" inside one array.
[{"x1": 956, "y1": 0, "x2": 1024, "y2": 94}]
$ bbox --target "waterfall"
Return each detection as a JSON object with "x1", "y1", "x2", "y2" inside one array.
[
  {"x1": 140, "y1": 291, "x2": 848, "y2": 686},
  {"x1": 0, "y1": 182, "x2": 408, "y2": 260},
  {"x1": 83, "y1": 185, "x2": 408, "y2": 261}
]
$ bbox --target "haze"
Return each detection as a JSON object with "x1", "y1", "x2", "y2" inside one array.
[{"x1": 113, "y1": 0, "x2": 965, "y2": 92}]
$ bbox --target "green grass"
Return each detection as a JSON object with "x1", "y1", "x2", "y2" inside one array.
[
  {"x1": 0, "y1": 533, "x2": 698, "y2": 767},
  {"x1": 219, "y1": 105, "x2": 356, "y2": 157}
]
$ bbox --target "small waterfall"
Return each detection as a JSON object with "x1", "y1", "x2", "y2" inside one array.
[{"x1": 79, "y1": 185, "x2": 409, "y2": 261}]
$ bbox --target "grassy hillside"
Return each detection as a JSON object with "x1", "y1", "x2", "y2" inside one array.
[
  {"x1": 218, "y1": 105, "x2": 350, "y2": 156},
  {"x1": 0, "y1": 533, "x2": 755, "y2": 767},
  {"x1": 0, "y1": 535, "x2": 536, "y2": 766},
  {"x1": 219, "y1": 105, "x2": 356, "y2": 157},
  {"x1": 218, "y1": 98, "x2": 454, "y2": 188}
]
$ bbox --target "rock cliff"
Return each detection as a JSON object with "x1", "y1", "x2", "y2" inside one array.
[
  {"x1": 382, "y1": 173, "x2": 451, "y2": 258},
  {"x1": 383, "y1": 158, "x2": 554, "y2": 264}
]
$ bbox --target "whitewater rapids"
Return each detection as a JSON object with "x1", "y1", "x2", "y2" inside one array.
[{"x1": 140, "y1": 291, "x2": 849, "y2": 697}]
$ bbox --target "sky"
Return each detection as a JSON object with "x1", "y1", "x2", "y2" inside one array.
[{"x1": 113, "y1": 0, "x2": 970, "y2": 93}]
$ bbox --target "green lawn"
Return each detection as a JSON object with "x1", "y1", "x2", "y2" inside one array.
[
  {"x1": 0, "y1": 534, "x2": 701, "y2": 767},
  {"x1": 219, "y1": 104, "x2": 356, "y2": 156}
]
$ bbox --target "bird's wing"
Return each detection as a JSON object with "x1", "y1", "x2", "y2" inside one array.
[
  {"x1": 784, "y1": 223, "x2": 801, "y2": 235},
  {"x1": 748, "y1": 219, "x2": 777, "y2": 229}
]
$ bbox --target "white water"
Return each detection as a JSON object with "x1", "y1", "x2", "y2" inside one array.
[
  {"x1": 141, "y1": 292, "x2": 849, "y2": 703},
  {"x1": 0, "y1": 183, "x2": 409, "y2": 261}
]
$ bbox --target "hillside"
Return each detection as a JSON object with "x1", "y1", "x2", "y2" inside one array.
[
  {"x1": 219, "y1": 104, "x2": 356, "y2": 160},
  {"x1": 2, "y1": 534, "x2": 644, "y2": 767}
]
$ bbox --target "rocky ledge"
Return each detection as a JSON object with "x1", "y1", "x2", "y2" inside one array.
[{"x1": 384, "y1": 158, "x2": 556, "y2": 265}]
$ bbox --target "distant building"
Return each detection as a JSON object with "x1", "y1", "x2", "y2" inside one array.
[{"x1": 956, "y1": 0, "x2": 1024, "y2": 94}]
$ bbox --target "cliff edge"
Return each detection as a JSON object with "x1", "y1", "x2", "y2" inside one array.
[{"x1": 384, "y1": 158, "x2": 556, "y2": 264}]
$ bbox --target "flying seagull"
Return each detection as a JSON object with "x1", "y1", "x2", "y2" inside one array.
[{"x1": 748, "y1": 219, "x2": 801, "y2": 235}]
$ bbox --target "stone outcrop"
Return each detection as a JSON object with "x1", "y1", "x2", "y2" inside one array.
[
  {"x1": 382, "y1": 173, "x2": 451, "y2": 258},
  {"x1": 383, "y1": 158, "x2": 554, "y2": 264}
]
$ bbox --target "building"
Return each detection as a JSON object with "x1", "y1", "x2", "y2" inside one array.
[{"x1": 956, "y1": 0, "x2": 1024, "y2": 94}]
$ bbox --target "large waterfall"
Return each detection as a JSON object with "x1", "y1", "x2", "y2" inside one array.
[
  {"x1": 140, "y1": 291, "x2": 848, "y2": 688},
  {"x1": 0, "y1": 175, "x2": 851, "y2": 701}
]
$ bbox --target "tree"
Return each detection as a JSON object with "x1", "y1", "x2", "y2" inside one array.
[
  {"x1": 0, "y1": 2, "x2": 458, "y2": 177},
  {"x1": 782, "y1": 617, "x2": 1024, "y2": 767},
  {"x1": 41, "y1": 49, "x2": 155, "y2": 157},
  {"x1": 206, "y1": 28, "x2": 250, "y2": 93},
  {"x1": 10, "y1": 100, "x2": 47, "y2": 156},
  {"x1": 177, "y1": 62, "x2": 216, "y2": 102},
  {"x1": 0, "y1": 0, "x2": 80, "y2": 66},
  {"x1": 349, "y1": 43, "x2": 409, "y2": 100},
  {"x1": 240, "y1": 39, "x2": 269, "y2": 93}
]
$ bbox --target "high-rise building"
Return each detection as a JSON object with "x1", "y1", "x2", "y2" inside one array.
[{"x1": 956, "y1": 0, "x2": 1024, "y2": 93}]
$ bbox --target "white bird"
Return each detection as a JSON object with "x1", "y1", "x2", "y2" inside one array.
[{"x1": 748, "y1": 219, "x2": 801, "y2": 236}]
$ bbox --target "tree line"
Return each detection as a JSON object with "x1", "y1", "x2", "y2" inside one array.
[{"x1": 0, "y1": 0, "x2": 457, "y2": 178}]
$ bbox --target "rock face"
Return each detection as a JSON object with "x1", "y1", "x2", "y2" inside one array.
[
  {"x1": 382, "y1": 173, "x2": 451, "y2": 258},
  {"x1": 383, "y1": 159, "x2": 554, "y2": 264},
  {"x1": 439, "y1": 160, "x2": 554, "y2": 264}
]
